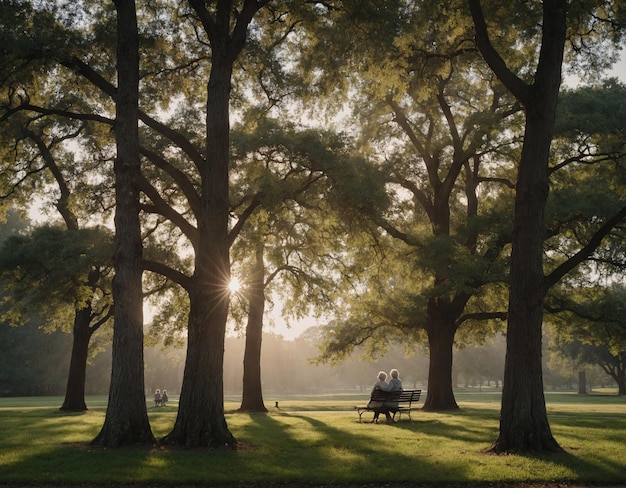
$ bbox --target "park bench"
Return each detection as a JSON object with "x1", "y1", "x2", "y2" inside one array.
[{"x1": 356, "y1": 389, "x2": 422, "y2": 423}]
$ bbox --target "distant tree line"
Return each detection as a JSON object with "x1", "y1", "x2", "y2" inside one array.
[{"x1": 1, "y1": 319, "x2": 618, "y2": 398}]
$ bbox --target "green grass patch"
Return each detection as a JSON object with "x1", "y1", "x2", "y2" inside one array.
[{"x1": 0, "y1": 393, "x2": 624, "y2": 486}]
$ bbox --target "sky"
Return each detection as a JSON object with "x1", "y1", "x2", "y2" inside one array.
[
  {"x1": 612, "y1": 57, "x2": 626, "y2": 78},
  {"x1": 565, "y1": 52, "x2": 626, "y2": 88},
  {"x1": 259, "y1": 314, "x2": 317, "y2": 341}
]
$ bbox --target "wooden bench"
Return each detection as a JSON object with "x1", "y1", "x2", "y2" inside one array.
[{"x1": 356, "y1": 389, "x2": 421, "y2": 422}]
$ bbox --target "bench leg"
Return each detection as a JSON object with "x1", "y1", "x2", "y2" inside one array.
[{"x1": 357, "y1": 409, "x2": 366, "y2": 423}]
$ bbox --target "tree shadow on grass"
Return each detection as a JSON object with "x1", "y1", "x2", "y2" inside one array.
[
  {"x1": 242, "y1": 412, "x2": 474, "y2": 485},
  {"x1": 286, "y1": 409, "x2": 626, "y2": 485},
  {"x1": 1, "y1": 407, "x2": 625, "y2": 486}
]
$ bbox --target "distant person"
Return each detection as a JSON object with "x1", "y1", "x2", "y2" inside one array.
[
  {"x1": 368, "y1": 371, "x2": 392, "y2": 423},
  {"x1": 154, "y1": 388, "x2": 162, "y2": 407},
  {"x1": 161, "y1": 389, "x2": 169, "y2": 406}
]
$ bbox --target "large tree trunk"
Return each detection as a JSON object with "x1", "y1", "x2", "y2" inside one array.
[
  {"x1": 423, "y1": 319, "x2": 459, "y2": 411},
  {"x1": 161, "y1": 0, "x2": 266, "y2": 448},
  {"x1": 470, "y1": 0, "x2": 566, "y2": 454},
  {"x1": 92, "y1": 0, "x2": 154, "y2": 447},
  {"x1": 489, "y1": 100, "x2": 563, "y2": 453},
  {"x1": 61, "y1": 267, "x2": 107, "y2": 412},
  {"x1": 60, "y1": 308, "x2": 93, "y2": 411},
  {"x1": 162, "y1": 283, "x2": 235, "y2": 447},
  {"x1": 162, "y1": 55, "x2": 236, "y2": 448},
  {"x1": 239, "y1": 243, "x2": 267, "y2": 412},
  {"x1": 488, "y1": 4, "x2": 565, "y2": 455}
]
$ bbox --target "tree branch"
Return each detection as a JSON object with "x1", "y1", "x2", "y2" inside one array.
[
  {"x1": 456, "y1": 311, "x2": 508, "y2": 326},
  {"x1": 468, "y1": 0, "x2": 530, "y2": 105},
  {"x1": 545, "y1": 204, "x2": 626, "y2": 289},
  {"x1": 139, "y1": 147, "x2": 202, "y2": 218},
  {"x1": 135, "y1": 173, "x2": 200, "y2": 248},
  {"x1": 142, "y1": 258, "x2": 193, "y2": 290},
  {"x1": 228, "y1": 192, "x2": 263, "y2": 246}
]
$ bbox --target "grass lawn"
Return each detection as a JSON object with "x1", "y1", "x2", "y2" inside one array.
[{"x1": 0, "y1": 391, "x2": 625, "y2": 486}]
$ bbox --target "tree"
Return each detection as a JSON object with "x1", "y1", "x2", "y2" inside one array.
[
  {"x1": 228, "y1": 119, "x2": 364, "y2": 412},
  {"x1": 0, "y1": 1, "x2": 119, "y2": 412},
  {"x1": 545, "y1": 79, "x2": 626, "y2": 395},
  {"x1": 469, "y1": 0, "x2": 626, "y2": 453},
  {"x1": 0, "y1": 116, "x2": 115, "y2": 412},
  {"x1": 298, "y1": 0, "x2": 518, "y2": 410},
  {"x1": 156, "y1": 0, "x2": 272, "y2": 448},
  {"x1": 0, "y1": 226, "x2": 113, "y2": 410},
  {"x1": 92, "y1": 0, "x2": 154, "y2": 446},
  {"x1": 470, "y1": 0, "x2": 569, "y2": 454}
]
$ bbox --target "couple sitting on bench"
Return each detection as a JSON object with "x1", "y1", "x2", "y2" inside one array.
[{"x1": 367, "y1": 369, "x2": 402, "y2": 423}]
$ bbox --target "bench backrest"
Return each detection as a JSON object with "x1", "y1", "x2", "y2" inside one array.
[{"x1": 369, "y1": 389, "x2": 421, "y2": 403}]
